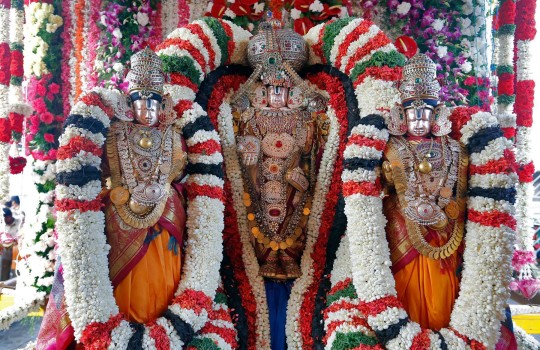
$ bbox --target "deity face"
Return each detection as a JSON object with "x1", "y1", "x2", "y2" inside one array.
[
  {"x1": 268, "y1": 85, "x2": 288, "y2": 108},
  {"x1": 251, "y1": 85, "x2": 268, "y2": 108},
  {"x1": 133, "y1": 98, "x2": 160, "y2": 126},
  {"x1": 405, "y1": 102, "x2": 433, "y2": 137}
]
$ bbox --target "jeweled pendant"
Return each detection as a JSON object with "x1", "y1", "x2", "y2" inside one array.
[
  {"x1": 129, "y1": 199, "x2": 150, "y2": 215},
  {"x1": 139, "y1": 136, "x2": 153, "y2": 149},
  {"x1": 418, "y1": 160, "x2": 432, "y2": 174}
]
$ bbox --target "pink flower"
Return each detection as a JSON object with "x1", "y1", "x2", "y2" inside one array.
[
  {"x1": 36, "y1": 83, "x2": 47, "y2": 97},
  {"x1": 49, "y1": 83, "x2": 61, "y2": 95},
  {"x1": 40, "y1": 112, "x2": 54, "y2": 124},
  {"x1": 33, "y1": 98, "x2": 48, "y2": 114},
  {"x1": 44, "y1": 133, "x2": 55, "y2": 143}
]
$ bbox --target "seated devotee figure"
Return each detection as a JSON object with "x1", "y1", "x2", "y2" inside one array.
[{"x1": 381, "y1": 53, "x2": 464, "y2": 330}]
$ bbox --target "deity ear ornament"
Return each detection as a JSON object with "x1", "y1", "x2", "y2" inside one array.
[
  {"x1": 387, "y1": 104, "x2": 407, "y2": 135},
  {"x1": 249, "y1": 83, "x2": 269, "y2": 109},
  {"x1": 431, "y1": 103, "x2": 452, "y2": 136},
  {"x1": 158, "y1": 94, "x2": 176, "y2": 125}
]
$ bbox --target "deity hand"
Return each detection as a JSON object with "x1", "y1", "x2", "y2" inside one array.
[
  {"x1": 237, "y1": 135, "x2": 260, "y2": 167},
  {"x1": 286, "y1": 167, "x2": 309, "y2": 192}
]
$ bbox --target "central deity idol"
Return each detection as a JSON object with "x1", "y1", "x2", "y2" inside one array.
[{"x1": 231, "y1": 17, "x2": 327, "y2": 348}]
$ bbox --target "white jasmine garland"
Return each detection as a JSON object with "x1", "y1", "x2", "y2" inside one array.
[
  {"x1": 386, "y1": 322, "x2": 421, "y2": 350},
  {"x1": 328, "y1": 18, "x2": 364, "y2": 65},
  {"x1": 191, "y1": 19, "x2": 223, "y2": 69},
  {"x1": 354, "y1": 77, "x2": 401, "y2": 118},
  {"x1": 339, "y1": 24, "x2": 383, "y2": 71}
]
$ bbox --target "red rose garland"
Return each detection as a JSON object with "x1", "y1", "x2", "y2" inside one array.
[{"x1": 511, "y1": 0, "x2": 540, "y2": 299}]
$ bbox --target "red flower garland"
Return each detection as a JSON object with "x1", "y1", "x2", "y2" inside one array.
[
  {"x1": 299, "y1": 71, "x2": 348, "y2": 349},
  {"x1": 205, "y1": 73, "x2": 259, "y2": 350},
  {"x1": 8, "y1": 156, "x2": 26, "y2": 174}
]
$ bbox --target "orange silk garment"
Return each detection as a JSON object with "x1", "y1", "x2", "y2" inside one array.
[
  {"x1": 393, "y1": 237, "x2": 459, "y2": 330},
  {"x1": 113, "y1": 228, "x2": 181, "y2": 324}
]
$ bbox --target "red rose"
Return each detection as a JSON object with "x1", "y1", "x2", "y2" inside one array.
[
  {"x1": 9, "y1": 50, "x2": 24, "y2": 77},
  {"x1": 0, "y1": 70, "x2": 7, "y2": 86},
  {"x1": 49, "y1": 82, "x2": 61, "y2": 95},
  {"x1": 294, "y1": 17, "x2": 314, "y2": 35},
  {"x1": 0, "y1": 118, "x2": 10, "y2": 143},
  {"x1": 40, "y1": 112, "x2": 55, "y2": 124},
  {"x1": 44, "y1": 133, "x2": 55, "y2": 143},
  {"x1": 9, "y1": 113, "x2": 24, "y2": 133},
  {"x1": 9, "y1": 156, "x2": 27, "y2": 175}
]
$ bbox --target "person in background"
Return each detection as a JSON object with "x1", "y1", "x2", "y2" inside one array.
[
  {"x1": 10, "y1": 195, "x2": 24, "y2": 227},
  {"x1": 0, "y1": 208, "x2": 21, "y2": 280}
]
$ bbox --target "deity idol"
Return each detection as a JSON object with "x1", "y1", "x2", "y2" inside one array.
[
  {"x1": 229, "y1": 18, "x2": 327, "y2": 348},
  {"x1": 37, "y1": 48, "x2": 227, "y2": 349},
  {"x1": 382, "y1": 53, "x2": 464, "y2": 329}
]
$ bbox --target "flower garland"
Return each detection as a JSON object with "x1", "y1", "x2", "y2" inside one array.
[
  {"x1": 510, "y1": 0, "x2": 540, "y2": 299},
  {"x1": 167, "y1": 16, "x2": 402, "y2": 349},
  {"x1": 0, "y1": 0, "x2": 63, "y2": 330},
  {"x1": 8, "y1": 0, "x2": 32, "y2": 174},
  {"x1": 0, "y1": 0, "x2": 11, "y2": 199},
  {"x1": 55, "y1": 85, "x2": 226, "y2": 348},
  {"x1": 205, "y1": 0, "x2": 349, "y2": 34},
  {"x1": 341, "y1": 107, "x2": 517, "y2": 349},
  {"x1": 495, "y1": 0, "x2": 517, "y2": 139},
  {"x1": 356, "y1": 0, "x2": 492, "y2": 107}
]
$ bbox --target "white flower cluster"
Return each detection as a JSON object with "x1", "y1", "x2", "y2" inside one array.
[{"x1": 23, "y1": 2, "x2": 63, "y2": 78}]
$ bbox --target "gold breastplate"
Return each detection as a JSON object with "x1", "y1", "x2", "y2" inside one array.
[
  {"x1": 106, "y1": 121, "x2": 186, "y2": 229},
  {"x1": 235, "y1": 108, "x2": 316, "y2": 279},
  {"x1": 383, "y1": 136, "x2": 468, "y2": 260}
]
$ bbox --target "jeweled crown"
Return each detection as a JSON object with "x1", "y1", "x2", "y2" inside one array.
[
  {"x1": 247, "y1": 18, "x2": 308, "y2": 72},
  {"x1": 126, "y1": 47, "x2": 165, "y2": 95},
  {"x1": 398, "y1": 53, "x2": 441, "y2": 102}
]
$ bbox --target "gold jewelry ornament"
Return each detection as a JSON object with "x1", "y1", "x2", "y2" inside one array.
[
  {"x1": 110, "y1": 186, "x2": 130, "y2": 206},
  {"x1": 418, "y1": 160, "x2": 432, "y2": 174}
]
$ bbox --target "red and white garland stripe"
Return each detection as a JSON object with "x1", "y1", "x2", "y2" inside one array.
[
  {"x1": 0, "y1": 0, "x2": 11, "y2": 199},
  {"x1": 56, "y1": 86, "x2": 227, "y2": 348},
  {"x1": 342, "y1": 107, "x2": 517, "y2": 349},
  {"x1": 510, "y1": 0, "x2": 540, "y2": 299}
]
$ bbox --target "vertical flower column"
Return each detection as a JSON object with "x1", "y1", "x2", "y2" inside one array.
[
  {"x1": 9, "y1": 0, "x2": 32, "y2": 174},
  {"x1": 510, "y1": 0, "x2": 540, "y2": 299},
  {"x1": 20, "y1": 0, "x2": 64, "y2": 306},
  {"x1": 0, "y1": 0, "x2": 11, "y2": 199},
  {"x1": 495, "y1": 0, "x2": 516, "y2": 139}
]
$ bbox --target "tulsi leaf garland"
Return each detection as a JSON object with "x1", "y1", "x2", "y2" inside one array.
[{"x1": 340, "y1": 106, "x2": 517, "y2": 349}]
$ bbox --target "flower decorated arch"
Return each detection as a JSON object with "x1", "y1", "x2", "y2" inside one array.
[{"x1": 157, "y1": 16, "x2": 407, "y2": 349}]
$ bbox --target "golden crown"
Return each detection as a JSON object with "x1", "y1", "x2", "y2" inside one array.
[
  {"x1": 398, "y1": 53, "x2": 441, "y2": 102},
  {"x1": 247, "y1": 18, "x2": 308, "y2": 72},
  {"x1": 126, "y1": 47, "x2": 165, "y2": 95}
]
